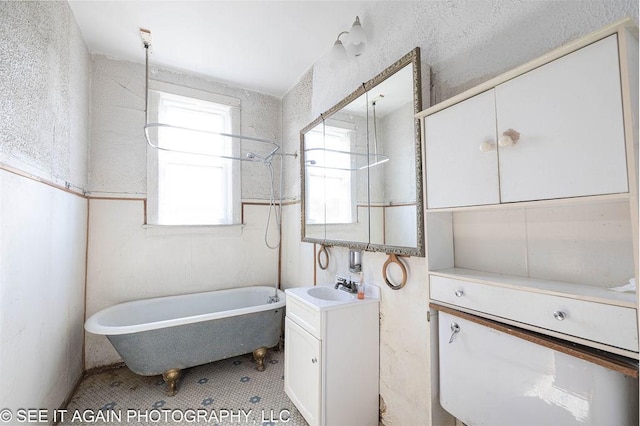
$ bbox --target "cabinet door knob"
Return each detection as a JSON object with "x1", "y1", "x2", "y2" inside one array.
[
  {"x1": 553, "y1": 311, "x2": 567, "y2": 321},
  {"x1": 498, "y1": 129, "x2": 521, "y2": 147},
  {"x1": 479, "y1": 141, "x2": 495, "y2": 152},
  {"x1": 454, "y1": 289, "x2": 464, "y2": 297},
  {"x1": 311, "y1": 357, "x2": 318, "y2": 364}
]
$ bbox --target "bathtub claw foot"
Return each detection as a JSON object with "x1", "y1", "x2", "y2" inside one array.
[
  {"x1": 253, "y1": 347, "x2": 268, "y2": 372},
  {"x1": 162, "y1": 368, "x2": 181, "y2": 396}
]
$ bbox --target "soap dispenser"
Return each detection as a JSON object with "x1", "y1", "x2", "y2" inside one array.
[{"x1": 357, "y1": 272, "x2": 365, "y2": 300}]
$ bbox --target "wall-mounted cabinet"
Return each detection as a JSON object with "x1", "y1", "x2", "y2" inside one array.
[
  {"x1": 421, "y1": 21, "x2": 639, "y2": 357},
  {"x1": 419, "y1": 18, "x2": 639, "y2": 425},
  {"x1": 425, "y1": 34, "x2": 628, "y2": 209}
]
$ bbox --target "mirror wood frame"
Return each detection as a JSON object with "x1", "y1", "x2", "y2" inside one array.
[{"x1": 300, "y1": 47, "x2": 424, "y2": 257}]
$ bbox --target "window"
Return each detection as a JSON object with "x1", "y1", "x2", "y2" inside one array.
[
  {"x1": 305, "y1": 123, "x2": 355, "y2": 224},
  {"x1": 147, "y1": 82, "x2": 241, "y2": 225}
]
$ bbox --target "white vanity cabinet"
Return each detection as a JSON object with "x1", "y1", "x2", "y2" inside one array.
[
  {"x1": 425, "y1": 34, "x2": 628, "y2": 209},
  {"x1": 284, "y1": 288, "x2": 379, "y2": 426}
]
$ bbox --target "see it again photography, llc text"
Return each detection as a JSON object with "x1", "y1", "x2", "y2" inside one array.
[{"x1": 0, "y1": 408, "x2": 292, "y2": 423}]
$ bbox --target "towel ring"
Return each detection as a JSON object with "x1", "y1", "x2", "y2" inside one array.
[
  {"x1": 383, "y1": 253, "x2": 407, "y2": 290},
  {"x1": 317, "y1": 244, "x2": 330, "y2": 270}
]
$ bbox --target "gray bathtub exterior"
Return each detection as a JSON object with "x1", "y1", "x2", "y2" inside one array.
[{"x1": 107, "y1": 307, "x2": 284, "y2": 375}]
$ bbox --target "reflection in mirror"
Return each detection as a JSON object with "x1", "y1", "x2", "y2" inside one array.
[
  {"x1": 367, "y1": 64, "x2": 417, "y2": 248},
  {"x1": 303, "y1": 91, "x2": 374, "y2": 245},
  {"x1": 301, "y1": 48, "x2": 423, "y2": 257},
  {"x1": 303, "y1": 122, "x2": 326, "y2": 241},
  {"x1": 323, "y1": 92, "x2": 370, "y2": 244}
]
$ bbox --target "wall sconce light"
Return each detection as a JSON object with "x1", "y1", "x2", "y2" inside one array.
[{"x1": 330, "y1": 16, "x2": 367, "y2": 69}]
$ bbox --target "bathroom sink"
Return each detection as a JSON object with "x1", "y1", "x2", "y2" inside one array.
[
  {"x1": 307, "y1": 286, "x2": 354, "y2": 301},
  {"x1": 285, "y1": 285, "x2": 378, "y2": 311}
]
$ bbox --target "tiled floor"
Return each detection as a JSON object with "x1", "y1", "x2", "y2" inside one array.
[{"x1": 62, "y1": 349, "x2": 308, "y2": 426}]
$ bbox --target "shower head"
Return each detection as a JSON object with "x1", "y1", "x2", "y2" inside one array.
[
  {"x1": 246, "y1": 152, "x2": 263, "y2": 161},
  {"x1": 247, "y1": 150, "x2": 278, "y2": 165}
]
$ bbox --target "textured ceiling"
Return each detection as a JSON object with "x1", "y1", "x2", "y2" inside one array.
[{"x1": 68, "y1": 1, "x2": 366, "y2": 97}]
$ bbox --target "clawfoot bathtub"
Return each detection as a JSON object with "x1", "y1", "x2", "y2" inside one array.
[{"x1": 85, "y1": 286, "x2": 285, "y2": 395}]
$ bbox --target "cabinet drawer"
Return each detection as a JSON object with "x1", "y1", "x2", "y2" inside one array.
[
  {"x1": 430, "y1": 275, "x2": 638, "y2": 352},
  {"x1": 286, "y1": 296, "x2": 322, "y2": 339}
]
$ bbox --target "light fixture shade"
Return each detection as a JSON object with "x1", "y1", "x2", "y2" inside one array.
[
  {"x1": 348, "y1": 16, "x2": 366, "y2": 45},
  {"x1": 330, "y1": 39, "x2": 348, "y2": 69},
  {"x1": 350, "y1": 40, "x2": 366, "y2": 57}
]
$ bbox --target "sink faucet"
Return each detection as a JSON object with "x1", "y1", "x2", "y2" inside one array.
[{"x1": 335, "y1": 274, "x2": 358, "y2": 294}]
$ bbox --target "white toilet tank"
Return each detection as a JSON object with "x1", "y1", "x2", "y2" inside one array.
[{"x1": 438, "y1": 311, "x2": 638, "y2": 425}]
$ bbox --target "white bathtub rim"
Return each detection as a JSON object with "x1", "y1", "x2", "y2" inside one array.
[{"x1": 85, "y1": 286, "x2": 285, "y2": 336}]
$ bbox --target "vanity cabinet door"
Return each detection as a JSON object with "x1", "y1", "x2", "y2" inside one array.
[
  {"x1": 425, "y1": 90, "x2": 500, "y2": 208},
  {"x1": 495, "y1": 34, "x2": 628, "y2": 203},
  {"x1": 284, "y1": 317, "x2": 321, "y2": 426}
]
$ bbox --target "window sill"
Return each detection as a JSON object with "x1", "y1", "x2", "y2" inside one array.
[{"x1": 143, "y1": 223, "x2": 244, "y2": 237}]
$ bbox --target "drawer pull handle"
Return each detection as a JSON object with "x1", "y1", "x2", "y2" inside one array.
[
  {"x1": 449, "y1": 322, "x2": 460, "y2": 343},
  {"x1": 454, "y1": 290, "x2": 464, "y2": 297},
  {"x1": 311, "y1": 357, "x2": 318, "y2": 364},
  {"x1": 553, "y1": 311, "x2": 567, "y2": 321}
]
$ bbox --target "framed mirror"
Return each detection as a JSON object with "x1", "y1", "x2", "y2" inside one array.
[{"x1": 301, "y1": 47, "x2": 424, "y2": 256}]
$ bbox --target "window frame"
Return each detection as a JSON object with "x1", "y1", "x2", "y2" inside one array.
[{"x1": 146, "y1": 80, "x2": 242, "y2": 226}]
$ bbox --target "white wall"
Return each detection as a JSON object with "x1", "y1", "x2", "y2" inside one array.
[
  {"x1": 276, "y1": 67, "x2": 315, "y2": 289},
  {"x1": 84, "y1": 55, "x2": 284, "y2": 369},
  {"x1": 281, "y1": 2, "x2": 639, "y2": 425},
  {"x1": 0, "y1": 171, "x2": 88, "y2": 414},
  {"x1": 0, "y1": 0, "x2": 90, "y2": 418}
]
